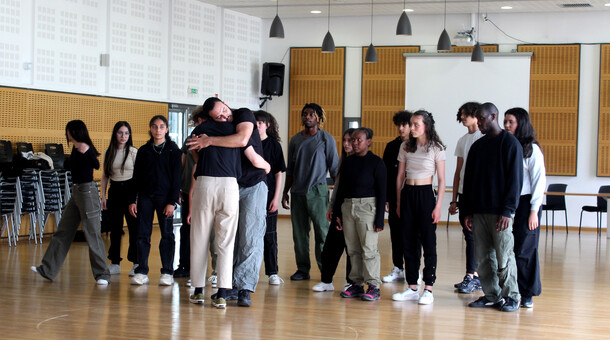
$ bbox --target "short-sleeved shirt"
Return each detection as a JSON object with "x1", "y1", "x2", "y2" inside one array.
[
  {"x1": 104, "y1": 146, "x2": 137, "y2": 182},
  {"x1": 192, "y1": 120, "x2": 241, "y2": 179},
  {"x1": 70, "y1": 147, "x2": 100, "y2": 184},
  {"x1": 397, "y1": 142, "x2": 445, "y2": 180},
  {"x1": 454, "y1": 130, "x2": 483, "y2": 194},
  {"x1": 232, "y1": 108, "x2": 267, "y2": 188}
]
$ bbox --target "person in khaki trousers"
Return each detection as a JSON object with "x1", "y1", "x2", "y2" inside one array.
[{"x1": 332, "y1": 127, "x2": 387, "y2": 301}]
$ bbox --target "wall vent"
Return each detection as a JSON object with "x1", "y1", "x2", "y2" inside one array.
[{"x1": 559, "y1": 3, "x2": 593, "y2": 8}]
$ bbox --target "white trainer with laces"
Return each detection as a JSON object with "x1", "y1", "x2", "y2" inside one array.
[
  {"x1": 382, "y1": 266, "x2": 405, "y2": 283},
  {"x1": 97, "y1": 278, "x2": 109, "y2": 285},
  {"x1": 269, "y1": 274, "x2": 284, "y2": 285},
  {"x1": 207, "y1": 275, "x2": 217, "y2": 288},
  {"x1": 312, "y1": 282, "x2": 334, "y2": 292},
  {"x1": 130, "y1": 273, "x2": 149, "y2": 285},
  {"x1": 159, "y1": 274, "x2": 174, "y2": 286},
  {"x1": 392, "y1": 288, "x2": 420, "y2": 301},
  {"x1": 129, "y1": 264, "x2": 139, "y2": 277},
  {"x1": 418, "y1": 290, "x2": 434, "y2": 305},
  {"x1": 109, "y1": 264, "x2": 120, "y2": 275}
]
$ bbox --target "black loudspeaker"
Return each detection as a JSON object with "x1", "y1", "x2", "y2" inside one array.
[{"x1": 261, "y1": 62, "x2": 285, "y2": 96}]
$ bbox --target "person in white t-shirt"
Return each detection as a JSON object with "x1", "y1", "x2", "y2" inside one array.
[{"x1": 449, "y1": 102, "x2": 483, "y2": 294}]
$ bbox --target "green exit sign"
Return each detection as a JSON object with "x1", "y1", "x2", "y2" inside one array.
[{"x1": 190, "y1": 88, "x2": 198, "y2": 94}]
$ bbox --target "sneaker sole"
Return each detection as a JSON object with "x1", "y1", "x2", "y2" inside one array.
[
  {"x1": 212, "y1": 301, "x2": 226, "y2": 309},
  {"x1": 189, "y1": 299, "x2": 205, "y2": 304},
  {"x1": 361, "y1": 294, "x2": 380, "y2": 301},
  {"x1": 340, "y1": 293, "x2": 363, "y2": 298}
]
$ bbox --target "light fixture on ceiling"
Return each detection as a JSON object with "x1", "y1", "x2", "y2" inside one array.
[
  {"x1": 471, "y1": 0, "x2": 484, "y2": 62},
  {"x1": 501, "y1": 6, "x2": 513, "y2": 10},
  {"x1": 310, "y1": 10, "x2": 322, "y2": 14},
  {"x1": 437, "y1": 0, "x2": 451, "y2": 51},
  {"x1": 365, "y1": 0, "x2": 378, "y2": 63},
  {"x1": 269, "y1": 0, "x2": 284, "y2": 39},
  {"x1": 396, "y1": 0, "x2": 412, "y2": 36},
  {"x1": 321, "y1": 0, "x2": 335, "y2": 53}
]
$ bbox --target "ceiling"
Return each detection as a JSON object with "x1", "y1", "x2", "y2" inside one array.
[{"x1": 200, "y1": 0, "x2": 610, "y2": 18}]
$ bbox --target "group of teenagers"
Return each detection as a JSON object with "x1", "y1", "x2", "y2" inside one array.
[{"x1": 31, "y1": 97, "x2": 545, "y2": 313}]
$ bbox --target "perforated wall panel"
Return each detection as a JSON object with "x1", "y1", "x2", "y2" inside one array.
[
  {"x1": 598, "y1": 44, "x2": 610, "y2": 176},
  {"x1": 0, "y1": 0, "x2": 28, "y2": 85}
]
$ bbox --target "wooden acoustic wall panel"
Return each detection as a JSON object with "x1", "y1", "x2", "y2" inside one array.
[
  {"x1": 0, "y1": 87, "x2": 167, "y2": 180},
  {"x1": 518, "y1": 44, "x2": 580, "y2": 176},
  {"x1": 599, "y1": 44, "x2": 610, "y2": 176},
  {"x1": 447, "y1": 45, "x2": 498, "y2": 53},
  {"x1": 289, "y1": 48, "x2": 345, "y2": 152},
  {"x1": 361, "y1": 46, "x2": 419, "y2": 157}
]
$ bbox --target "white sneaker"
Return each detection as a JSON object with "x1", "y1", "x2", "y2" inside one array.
[
  {"x1": 392, "y1": 288, "x2": 420, "y2": 301},
  {"x1": 129, "y1": 264, "x2": 139, "y2": 277},
  {"x1": 97, "y1": 278, "x2": 109, "y2": 285},
  {"x1": 130, "y1": 273, "x2": 149, "y2": 285},
  {"x1": 207, "y1": 275, "x2": 217, "y2": 288},
  {"x1": 159, "y1": 274, "x2": 174, "y2": 286},
  {"x1": 382, "y1": 266, "x2": 405, "y2": 283},
  {"x1": 312, "y1": 282, "x2": 334, "y2": 292},
  {"x1": 269, "y1": 274, "x2": 284, "y2": 285},
  {"x1": 186, "y1": 279, "x2": 191, "y2": 287},
  {"x1": 418, "y1": 290, "x2": 434, "y2": 305},
  {"x1": 109, "y1": 264, "x2": 121, "y2": 275}
]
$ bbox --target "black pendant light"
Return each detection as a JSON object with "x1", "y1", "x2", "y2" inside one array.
[
  {"x1": 437, "y1": 0, "x2": 451, "y2": 51},
  {"x1": 365, "y1": 0, "x2": 378, "y2": 63},
  {"x1": 321, "y1": 0, "x2": 335, "y2": 53},
  {"x1": 396, "y1": 0, "x2": 412, "y2": 35},
  {"x1": 269, "y1": 0, "x2": 284, "y2": 39},
  {"x1": 471, "y1": 0, "x2": 484, "y2": 62}
]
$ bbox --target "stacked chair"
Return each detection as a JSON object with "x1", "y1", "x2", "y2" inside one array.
[
  {"x1": 19, "y1": 169, "x2": 44, "y2": 244},
  {"x1": 0, "y1": 177, "x2": 19, "y2": 246},
  {"x1": 39, "y1": 170, "x2": 64, "y2": 236}
]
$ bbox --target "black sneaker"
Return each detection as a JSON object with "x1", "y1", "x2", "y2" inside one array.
[
  {"x1": 290, "y1": 270, "x2": 310, "y2": 281},
  {"x1": 340, "y1": 284, "x2": 364, "y2": 298},
  {"x1": 468, "y1": 296, "x2": 505, "y2": 308},
  {"x1": 173, "y1": 267, "x2": 189, "y2": 278},
  {"x1": 458, "y1": 276, "x2": 482, "y2": 294},
  {"x1": 238, "y1": 290, "x2": 251, "y2": 307},
  {"x1": 361, "y1": 284, "x2": 381, "y2": 301},
  {"x1": 454, "y1": 275, "x2": 471, "y2": 289},
  {"x1": 500, "y1": 297, "x2": 520, "y2": 312},
  {"x1": 521, "y1": 296, "x2": 534, "y2": 308}
]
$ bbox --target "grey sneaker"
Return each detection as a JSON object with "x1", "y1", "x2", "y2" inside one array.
[{"x1": 458, "y1": 276, "x2": 482, "y2": 293}]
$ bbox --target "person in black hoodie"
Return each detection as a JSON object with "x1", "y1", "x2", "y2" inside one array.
[{"x1": 128, "y1": 115, "x2": 181, "y2": 287}]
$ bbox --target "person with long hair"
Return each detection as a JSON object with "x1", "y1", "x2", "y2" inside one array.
[
  {"x1": 311, "y1": 128, "x2": 355, "y2": 292},
  {"x1": 101, "y1": 121, "x2": 139, "y2": 276},
  {"x1": 392, "y1": 110, "x2": 446, "y2": 305},
  {"x1": 31, "y1": 120, "x2": 111, "y2": 285},
  {"x1": 128, "y1": 115, "x2": 181, "y2": 286},
  {"x1": 254, "y1": 110, "x2": 286, "y2": 286},
  {"x1": 504, "y1": 107, "x2": 546, "y2": 308},
  {"x1": 449, "y1": 102, "x2": 483, "y2": 293},
  {"x1": 333, "y1": 127, "x2": 387, "y2": 301}
]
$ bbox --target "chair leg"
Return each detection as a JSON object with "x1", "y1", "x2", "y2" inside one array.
[
  {"x1": 579, "y1": 210, "x2": 584, "y2": 235},
  {"x1": 552, "y1": 212, "x2": 555, "y2": 235},
  {"x1": 565, "y1": 210, "x2": 568, "y2": 234},
  {"x1": 545, "y1": 211, "x2": 548, "y2": 233}
]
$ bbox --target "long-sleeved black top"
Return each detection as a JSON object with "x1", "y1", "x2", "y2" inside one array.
[
  {"x1": 382, "y1": 136, "x2": 402, "y2": 204},
  {"x1": 462, "y1": 130, "x2": 523, "y2": 218},
  {"x1": 69, "y1": 147, "x2": 99, "y2": 184},
  {"x1": 130, "y1": 139, "x2": 182, "y2": 206},
  {"x1": 332, "y1": 151, "x2": 387, "y2": 229}
]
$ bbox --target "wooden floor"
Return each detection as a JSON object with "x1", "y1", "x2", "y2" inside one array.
[{"x1": 1, "y1": 220, "x2": 610, "y2": 339}]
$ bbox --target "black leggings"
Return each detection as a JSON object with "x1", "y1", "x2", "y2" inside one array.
[{"x1": 401, "y1": 184, "x2": 437, "y2": 286}]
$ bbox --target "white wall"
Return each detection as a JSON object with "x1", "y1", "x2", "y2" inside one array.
[{"x1": 262, "y1": 11, "x2": 610, "y2": 229}]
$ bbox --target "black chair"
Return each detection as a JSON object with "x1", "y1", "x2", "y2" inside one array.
[
  {"x1": 16, "y1": 142, "x2": 33, "y2": 154},
  {"x1": 45, "y1": 143, "x2": 65, "y2": 169},
  {"x1": 0, "y1": 140, "x2": 13, "y2": 163},
  {"x1": 579, "y1": 185, "x2": 610, "y2": 235},
  {"x1": 542, "y1": 183, "x2": 568, "y2": 234}
]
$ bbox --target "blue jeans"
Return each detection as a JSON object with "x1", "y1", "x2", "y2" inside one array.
[{"x1": 233, "y1": 181, "x2": 268, "y2": 292}]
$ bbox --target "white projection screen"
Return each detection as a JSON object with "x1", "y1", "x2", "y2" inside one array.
[{"x1": 405, "y1": 53, "x2": 531, "y2": 193}]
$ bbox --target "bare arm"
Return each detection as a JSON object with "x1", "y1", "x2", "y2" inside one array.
[
  {"x1": 282, "y1": 175, "x2": 293, "y2": 210},
  {"x1": 187, "y1": 121, "x2": 253, "y2": 150},
  {"x1": 396, "y1": 161, "x2": 406, "y2": 218},
  {"x1": 432, "y1": 160, "x2": 446, "y2": 224},
  {"x1": 101, "y1": 173, "x2": 108, "y2": 210},
  {"x1": 269, "y1": 171, "x2": 283, "y2": 213},
  {"x1": 449, "y1": 157, "x2": 463, "y2": 215},
  {"x1": 244, "y1": 146, "x2": 271, "y2": 174}
]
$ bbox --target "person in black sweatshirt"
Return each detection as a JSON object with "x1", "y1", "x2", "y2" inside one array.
[
  {"x1": 31, "y1": 120, "x2": 111, "y2": 285},
  {"x1": 333, "y1": 127, "x2": 387, "y2": 301},
  {"x1": 128, "y1": 115, "x2": 181, "y2": 287},
  {"x1": 462, "y1": 102, "x2": 523, "y2": 312}
]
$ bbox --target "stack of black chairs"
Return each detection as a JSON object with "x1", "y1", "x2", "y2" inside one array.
[
  {"x1": 39, "y1": 170, "x2": 63, "y2": 235},
  {"x1": 19, "y1": 169, "x2": 44, "y2": 244},
  {"x1": 0, "y1": 176, "x2": 19, "y2": 246}
]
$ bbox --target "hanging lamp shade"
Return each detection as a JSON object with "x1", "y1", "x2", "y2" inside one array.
[
  {"x1": 437, "y1": 29, "x2": 451, "y2": 51},
  {"x1": 322, "y1": 31, "x2": 335, "y2": 53},
  {"x1": 396, "y1": 11, "x2": 412, "y2": 35},
  {"x1": 365, "y1": 43, "x2": 378, "y2": 63},
  {"x1": 269, "y1": 14, "x2": 284, "y2": 38},
  {"x1": 471, "y1": 43, "x2": 484, "y2": 62}
]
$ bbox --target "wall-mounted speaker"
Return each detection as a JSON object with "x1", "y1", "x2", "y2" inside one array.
[{"x1": 261, "y1": 62, "x2": 285, "y2": 96}]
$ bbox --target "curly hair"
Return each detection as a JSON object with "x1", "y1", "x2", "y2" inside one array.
[
  {"x1": 301, "y1": 103, "x2": 326, "y2": 128},
  {"x1": 456, "y1": 102, "x2": 481, "y2": 123},
  {"x1": 254, "y1": 110, "x2": 281, "y2": 142},
  {"x1": 505, "y1": 107, "x2": 539, "y2": 158},
  {"x1": 404, "y1": 110, "x2": 445, "y2": 153},
  {"x1": 393, "y1": 110, "x2": 412, "y2": 126}
]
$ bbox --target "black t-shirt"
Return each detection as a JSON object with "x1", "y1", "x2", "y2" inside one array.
[
  {"x1": 261, "y1": 137, "x2": 286, "y2": 204},
  {"x1": 192, "y1": 120, "x2": 241, "y2": 179},
  {"x1": 232, "y1": 108, "x2": 267, "y2": 187},
  {"x1": 69, "y1": 147, "x2": 99, "y2": 184}
]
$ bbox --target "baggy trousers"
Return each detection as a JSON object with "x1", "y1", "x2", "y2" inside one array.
[
  {"x1": 513, "y1": 194, "x2": 542, "y2": 298},
  {"x1": 38, "y1": 182, "x2": 110, "y2": 281}
]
